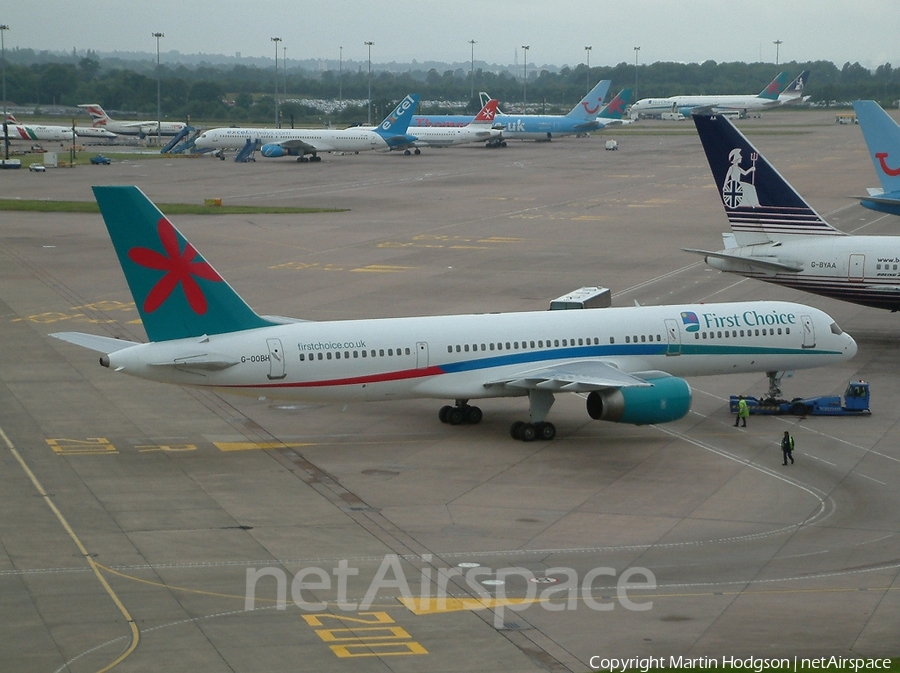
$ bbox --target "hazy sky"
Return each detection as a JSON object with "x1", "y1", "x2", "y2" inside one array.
[{"x1": 5, "y1": 0, "x2": 897, "y2": 69}]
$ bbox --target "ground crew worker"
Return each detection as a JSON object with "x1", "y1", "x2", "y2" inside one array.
[
  {"x1": 781, "y1": 430, "x2": 795, "y2": 465},
  {"x1": 734, "y1": 395, "x2": 749, "y2": 427}
]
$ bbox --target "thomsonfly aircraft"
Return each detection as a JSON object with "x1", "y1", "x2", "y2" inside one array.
[
  {"x1": 410, "y1": 80, "x2": 628, "y2": 144},
  {"x1": 852, "y1": 100, "x2": 900, "y2": 217},
  {"x1": 50, "y1": 186, "x2": 856, "y2": 442},
  {"x1": 78, "y1": 104, "x2": 187, "y2": 137},
  {"x1": 192, "y1": 95, "x2": 420, "y2": 161},
  {"x1": 629, "y1": 71, "x2": 791, "y2": 119},
  {"x1": 685, "y1": 113, "x2": 900, "y2": 312}
]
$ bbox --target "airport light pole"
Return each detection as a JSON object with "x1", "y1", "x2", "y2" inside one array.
[
  {"x1": 152, "y1": 32, "x2": 163, "y2": 146},
  {"x1": 633, "y1": 46, "x2": 640, "y2": 101},
  {"x1": 1, "y1": 24, "x2": 9, "y2": 161},
  {"x1": 283, "y1": 45, "x2": 287, "y2": 111},
  {"x1": 339, "y1": 46, "x2": 343, "y2": 105},
  {"x1": 469, "y1": 39, "x2": 476, "y2": 101},
  {"x1": 521, "y1": 45, "x2": 529, "y2": 109},
  {"x1": 585, "y1": 45, "x2": 592, "y2": 96},
  {"x1": 773, "y1": 39, "x2": 782, "y2": 67},
  {"x1": 365, "y1": 41, "x2": 374, "y2": 125},
  {"x1": 271, "y1": 37, "x2": 282, "y2": 127}
]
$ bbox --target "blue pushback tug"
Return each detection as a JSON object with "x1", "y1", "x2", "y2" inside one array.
[{"x1": 729, "y1": 381, "x2": 871, "y2": 417}]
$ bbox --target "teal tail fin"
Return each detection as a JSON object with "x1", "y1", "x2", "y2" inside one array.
[
  {"x1": 757, "y1": 72, "x2": 790, "y2": 100},
  {"x1": 92, "y1": 186, "x2": 275, "y2": 342}
]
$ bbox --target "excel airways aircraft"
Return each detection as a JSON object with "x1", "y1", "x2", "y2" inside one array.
[
  {"x1": 192, "y1": 95, "x2": 420, "y2": 161},
  {"x1": 852, "y1": 100, "x2": 900, "y2": 217},
  {"x1": 630, "y1": 71, "x2": 791, "y2": 119},
  {"x1": 411, "y1": 80, "x2": 631, "y2": 144},
  {"x1": 78, "y1": 104, "x2": 187, "y2": 137},
  {"x1": 685, "y1": 113, "x2": 900, "y2": 312},
  {"x1": 50, "y1": 186, "x2": 855, "y2": 441},
  {"x1": 366, "y1": 98, "x2": 502, "y2": 155}
]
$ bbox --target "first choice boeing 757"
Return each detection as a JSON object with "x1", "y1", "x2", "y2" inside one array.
[{"x1": 51, "y1": 187, "x2": 856, "y2": 441}]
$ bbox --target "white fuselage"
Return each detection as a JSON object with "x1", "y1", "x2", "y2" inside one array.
[
  {"x1": 104, "y1": 301, "x2": 855, "y2": 403},
  {"x1": 193, "y1": 127, "x2": 388, "y2": 153},
  {"x1": 631, "y1": 95, "x2": 780, "y2": 117},
  {"x1": 707, "y1": 236, "x2": 900, "y2": 311},
  {"x1": 4, "y1": 124, "x2": 75, "y2": 142},
  {"x1": 406, "y1": 124, "x2": 500, "y2": 147},
  {"x1": 97, "y1": 119, "x2": 186, "y2": 136}
]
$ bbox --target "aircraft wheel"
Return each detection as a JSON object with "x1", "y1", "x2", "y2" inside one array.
[
  {"x1": 439, "y1": 405, "x2": 453, "y2": 423},
  {"x1": 464, "y1": 406, "x2": 482, "y2": 425},
  {"x1": 447, "y1": 407, "x2": 465, "y2": 425},
  {"x1": 403, "y1": 149, "x2": 411, "y2": 156},
  {"x1": 296, "y1": 157, "x2": 303, "y2": 163},
  {"x1": 414, "y1": 148, "x2": 421, "y2": 155},
  {"x1": 537, "y1": 422, "x2": 556, "y2": 440},
  {"x1": 510, "y1": 421, "x2": 525, "y2": 439},
  {"x1": 519, "y1": 423, "x2": 537, "y2": 442},
  {"x1": 313, "y1": 155, "x2": 321, "y2": 162},
  {"x1": 500, "y1": 141, "x2": 507, "y2": 147}
]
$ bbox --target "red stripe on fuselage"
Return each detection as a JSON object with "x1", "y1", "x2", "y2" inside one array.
[{"x1": 220, "y1": 365, "x2": 447, "y2": 390}]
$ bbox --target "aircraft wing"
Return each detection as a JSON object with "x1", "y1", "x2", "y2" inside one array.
[
  {"x1": 276, "y1": 138, "x2": 326, "y2": 153},
  {"x1": 683, "y1": 248, "x2": 804, "y2": 273},
  {"x1": 50, "y1": 332, "x2": 140, "y2": 353},
  {"x1": 487, "y1": 359, "x2": 653, "y2": 393}
]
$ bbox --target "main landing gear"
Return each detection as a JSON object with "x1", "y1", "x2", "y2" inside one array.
[
  {"x1": 403, "y1": 148, "x2": 421, "y2": 156},
  {"x1": 439, "y1": 400, "x2": 482, "y2": 425},
  {"x1": 438, "y1": 390, "x2": 559, "y2": 441},
  {"x1": 296, "y1": 155, "x2": 323, "y2": 163},
  {"x1": 509, "y1": 420, "x2": 556, "y2": 441}
]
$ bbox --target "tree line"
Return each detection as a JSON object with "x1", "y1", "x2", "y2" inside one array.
[{"x1": 3, "y1": 48, "x2": 899, "y2": 125}]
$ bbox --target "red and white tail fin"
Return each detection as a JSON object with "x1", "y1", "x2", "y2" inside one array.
[
  {"x1": 471, "y1": 99, "x2": 499, "y2": 124},
  {"x1": 5, "y1": 113, "x2": 17, "y2": 124},
  {"x1": 78, "y1": 104, "x2": 110, "y2": 128}
]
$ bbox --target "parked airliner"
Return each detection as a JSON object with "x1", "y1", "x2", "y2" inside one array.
[
  {"x1": 2, "y1": 118, "x2": 116, "y2": 142},
  {"x1": 630, "y1": 71, "x2": 791, "y2": 119},
  {"x1": 78, "y1": 103, "x2": 187, "y2": 137},
  {"x1": 686, "y1": 113, "x2": 900, "y2": 311},
  {"x1": 193, "y1": 95, "x2": 420, "y2": 162},
  {"x1": 411, "y1": 81, "x2": 632, "y2": 144},
  {"x1": 50, "y1": 186, "x2": 856, "y2": 441},
  {"x1": 358, "y1": 99, "x2": 501, "y2": 154},
  {"x1": 852, "y1": 100, "x2": 900, "y2": 217}
]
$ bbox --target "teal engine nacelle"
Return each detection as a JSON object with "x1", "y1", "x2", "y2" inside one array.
[
  {"x1": 261, "y1": 144, "x2": 299, "y2": 158},
  {"x1": 586, "y1": 372, "x2": 691, "y2": 425}
]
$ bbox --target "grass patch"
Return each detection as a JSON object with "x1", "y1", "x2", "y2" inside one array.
[{"x1": 0, "y1": 199, "x2": 345, "y2": 215}]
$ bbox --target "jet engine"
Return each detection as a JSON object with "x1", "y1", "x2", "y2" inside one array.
[
  {"x1": 260, "y1": 144, "x2": 289, "y2": 157},
  {"x1": 586, "y1": 372, "x2": 691, "y2": 425}
]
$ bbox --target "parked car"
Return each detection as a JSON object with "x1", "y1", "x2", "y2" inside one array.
[
  {"x1": 90, "y1": 154, "x2": 111, "y2": 165},
  {"x1": 28, "y1": 163, "x2": 46, "y2": 172}
]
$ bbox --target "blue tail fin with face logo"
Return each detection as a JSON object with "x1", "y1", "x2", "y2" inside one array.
[
  {"x1": 91, "y1": 185, "x2": 274, "y2": 342},
  {"x1": 566, "y1": 80, "x2": 611, "y2": 119},
  {"x1": 853, "y1": 100, "x2": 900, "y2": 204},
  {"x1": 693, "y1": 114, "x2": 843, "y2": 244}
]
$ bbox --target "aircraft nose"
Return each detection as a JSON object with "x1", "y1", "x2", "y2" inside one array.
[{"x1": 846, "y1": 333, "x2": 858, "y2": 359}]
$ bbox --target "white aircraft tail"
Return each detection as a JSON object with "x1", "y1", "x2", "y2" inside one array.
[{"x1": 78, "y1": 104, "x2": 111, "y2": 127}]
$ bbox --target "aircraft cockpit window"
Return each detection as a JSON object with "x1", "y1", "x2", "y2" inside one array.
[{"x1": 830, "y1": 322, "x2": 843, "y2": 335}]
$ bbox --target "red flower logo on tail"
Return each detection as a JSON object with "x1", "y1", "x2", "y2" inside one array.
[{"x1": 128, "y1": 217, "x2": 222, "y2": 314}]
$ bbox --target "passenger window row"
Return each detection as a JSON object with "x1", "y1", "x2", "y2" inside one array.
[
  {"x1": 694, "y1": 327, "x2": 789, "y2": 339},
  {"x1": 446, "y1": 337, "x2": 602, "y2": 354},
  {"x1": 299, "y1": 347, "x2": 412, "y2": 362}
]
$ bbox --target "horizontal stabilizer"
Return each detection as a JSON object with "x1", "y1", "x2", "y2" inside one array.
[
  {"x1": 50, "y1": 332, "x2": 140, "y2": 353},
  {"x1": 683, "y1": 248, "x2": 804, "y2": 273},
  {"x1": 488, "y1": 359, "x2": 654, "y2": 392}
]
